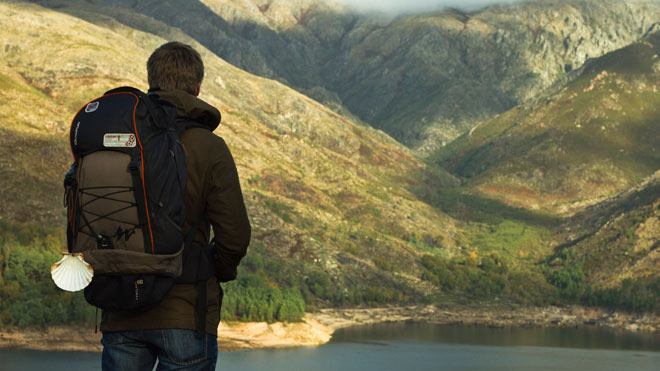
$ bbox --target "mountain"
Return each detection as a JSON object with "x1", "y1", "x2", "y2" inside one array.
[
  {"x1": 425, "y1": 26, "x2": 660, "y2": 302},
  {"x1": 35, "y1": 0, "x2": 660, "y2": 154},
  {"x1": 0, "y1": 0, "x2": 460, "y2": 306},
  {"x1": 2, "y1": 0, "x2": 659, "y2": 319},
  {"x1": 431, "y1": 32, "x2": 660, "y2": 215},
  {"x1": 537, "y1": 170, "x2": 660, "y2": 311},
  {"x1": 555, "y1": 170, "x2": 660, "y2": 288}
]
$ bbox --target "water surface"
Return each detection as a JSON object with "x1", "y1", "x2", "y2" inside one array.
[{"x1": 1, "y1": 323, "x2": 659, "y2": 371}]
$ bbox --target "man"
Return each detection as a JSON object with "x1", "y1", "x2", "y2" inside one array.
[{"x1": 100, "y1": 41, "x2": 251, "y2": 370}]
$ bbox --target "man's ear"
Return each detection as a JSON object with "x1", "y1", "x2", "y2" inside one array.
[{"x1": 195, "y1": 84, "x2": 201, "y2": 97}]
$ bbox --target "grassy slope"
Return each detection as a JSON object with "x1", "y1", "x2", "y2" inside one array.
[
  {"x1": 3, "y1": 1, "x2": 655, "y2": 314},
  {"x1": 431, "y1": 34, "x2": 660, "y2": 215},
  {"x1": 0, "y1": 1, "x2": 462, "y2": 305},
  {"x1": 427, "y1": 32, "x2": 660, "y2": 298},
  {"x1": 551, "y1": 171, "x2": 660, "y2": 288},
  {"x1": 0, "y1": 62, "x2": 75, "y2": 223}
]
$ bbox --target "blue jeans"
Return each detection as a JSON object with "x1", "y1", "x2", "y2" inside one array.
[{"x1": 101, "y1": 330, "x2": 218, "y2": 371}]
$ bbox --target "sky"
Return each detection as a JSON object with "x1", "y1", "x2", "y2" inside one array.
[{"x1": 333, "y1": 0, "x2": 519, "y2": 13}]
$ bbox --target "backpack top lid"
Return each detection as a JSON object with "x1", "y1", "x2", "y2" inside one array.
[{"x1": 69, "y1": 87, "x2": 177, "y2": 160}]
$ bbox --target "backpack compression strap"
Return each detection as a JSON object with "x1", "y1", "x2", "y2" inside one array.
[{"x1": 177, "y1": 217, "x2": 216, "y2": 338}]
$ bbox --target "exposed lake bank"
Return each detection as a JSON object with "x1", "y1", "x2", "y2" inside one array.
[{"x1": 1, "y1": 304, "x2": 658, "y2": 352}]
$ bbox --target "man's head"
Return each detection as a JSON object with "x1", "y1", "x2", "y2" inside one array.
[{"x1": 147, "y1": 41, "x2": 204, "y2": 96}]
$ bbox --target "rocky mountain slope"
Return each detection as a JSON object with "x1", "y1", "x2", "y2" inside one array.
[
  {"x1": 2, "y1": 0, "x2": 658, "y2": 312},
  {"x1": 35, "y1": 0, "x2": 660, "y2": 154},
  {"x1": 556, "y1": 170, "x2": 660, "y2": 288},
  {"x1": 422, "y1": 26, "x2": 660, "y2": 296},
  {"x1": 0, "y1": 0, "x2": 461, "y2": 304},
  {"x1": 432, "y1": 32, "x2": 660, "y2": 215}
]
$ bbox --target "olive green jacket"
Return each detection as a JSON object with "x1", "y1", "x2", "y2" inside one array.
[{"x1": 100, "y1": 90, "x2": 251, "y2": 335}]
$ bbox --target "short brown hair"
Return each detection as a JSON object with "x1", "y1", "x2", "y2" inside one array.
[{"x1": 147, "y1": 41, "x2": 204, "y2": 95}]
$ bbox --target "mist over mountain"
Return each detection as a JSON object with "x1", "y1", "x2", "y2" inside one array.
[{"x1": 332, "y1": 0, "x2": 521, "y2": 13}]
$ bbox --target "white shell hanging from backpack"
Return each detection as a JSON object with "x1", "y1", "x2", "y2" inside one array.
[{"x1": 51, "y1": 253, "x2": 94, "y2": 292}]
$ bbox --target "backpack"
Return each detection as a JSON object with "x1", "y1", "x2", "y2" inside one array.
[{"x1": 63, "y1": 87, "x2": 214, "y2": 317}]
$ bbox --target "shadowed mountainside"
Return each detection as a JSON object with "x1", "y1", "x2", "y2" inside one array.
[
  {"x1": 423, "y1": 29, "x2": 660, "y2": 295},
  {"x1": 34, "y1": 0, "x2": 660, "y2": 154},
  {"x1": 431, "y1": 32, "x2": 660, "y2": 216},
  {"x1": 550, "y1": 170, "x2": 660, "y2": 288}
]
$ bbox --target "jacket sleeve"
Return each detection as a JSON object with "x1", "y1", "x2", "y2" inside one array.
[{"x1": 207, "y1": 139, "x2": 251, "y2": 282}]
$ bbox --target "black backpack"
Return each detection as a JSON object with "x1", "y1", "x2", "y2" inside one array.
[{"x1": 64, "y1": 87, "x2": 214, "y2": 319}]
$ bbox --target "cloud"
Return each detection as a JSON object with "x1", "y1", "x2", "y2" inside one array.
[{"x1": 333, "y1": 0, "x2": 519, "y2": 13}]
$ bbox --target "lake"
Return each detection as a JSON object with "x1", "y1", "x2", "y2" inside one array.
[{"x1": 1, "y1": 323, "x2": 659, "y2": 370}]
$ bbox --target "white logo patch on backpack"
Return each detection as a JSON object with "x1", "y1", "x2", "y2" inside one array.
[
  {"x1": 103, "y1": 133, "x2": 136, "y2": 148},
  {"x1": 85, "y1": 102, "x2": 100, "y2": 113}
]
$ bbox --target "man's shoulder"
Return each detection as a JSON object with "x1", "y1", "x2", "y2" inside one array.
[
  {"x1": 180, "y1": 124, "x2": 231, "y2": 165},
  {"x1": 180, "y1": 125, "x2": 226, "y2": 146}
]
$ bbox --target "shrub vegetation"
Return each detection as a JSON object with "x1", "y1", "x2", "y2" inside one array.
[{"x1": 0, "y1": 221, "x2": 94, "y2": 327}]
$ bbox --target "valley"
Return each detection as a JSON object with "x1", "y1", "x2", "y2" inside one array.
[{"x1": 0, "y1": 0, "x2": 658, "y2": 333}]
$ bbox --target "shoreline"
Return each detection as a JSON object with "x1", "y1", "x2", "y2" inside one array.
[{"x1": 1, "y1": 304, "x2": 659, "y2": 353}]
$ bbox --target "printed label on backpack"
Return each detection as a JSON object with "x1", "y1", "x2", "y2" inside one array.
[
  {"x1": 103, "y1": 134, "x2": 137, "y2": 148},
  {"x1": 85, "y1": 102, "x2": 100, "y2": 113}
]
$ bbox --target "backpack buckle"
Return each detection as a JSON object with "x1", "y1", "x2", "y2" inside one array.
[{"x1": 96, "y1": 235, "x2": 114, "y2": 250}]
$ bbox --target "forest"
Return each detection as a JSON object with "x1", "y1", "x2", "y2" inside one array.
[{"x1": 1, "y1": 219, "x2": 658, "y2": 328}]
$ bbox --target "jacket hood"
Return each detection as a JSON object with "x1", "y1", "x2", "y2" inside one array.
[{"x1": 152, "y1": 89, "x2": 221, "y2": 131}]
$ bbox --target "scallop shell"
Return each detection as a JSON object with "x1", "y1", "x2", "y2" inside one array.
[{"x1": 51, "y1": 253, "x2": 94, "y2": 292}]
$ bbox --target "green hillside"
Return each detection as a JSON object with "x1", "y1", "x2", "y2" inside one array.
[
  {"x1": 553, "y1": 171, "x2": 660, "y2": 285},
  {"x1": 542, "y1": 173, "x2": 660, "y2": 311},
  {"x1": 1, "y1": 1, "x2": 659, "y2": 329},
  {"x1": 431, "y1": 33, "x2": 660, "y2": 215},
  {"x1": 427, "y1": 31, "x2": 660, "y2": 310},
  {"x1": 0, "y1": 1, "x2": 460, "y2": 325}
]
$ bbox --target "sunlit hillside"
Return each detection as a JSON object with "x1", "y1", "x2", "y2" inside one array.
[
  {"x1": 552, "y1": 170, "x2": 660, "y2": 290},
  {"x1": 1, "y1": 0, "x2": 659, "y2": 327},
  {"x1": 432, "y1": 33, "x2": 660, "y2": 215},
  {"x1": 0, "y1": 0, "x2": 460, "y2": 309},
  {"x1": 429, "y1": 31, "x2": 660, "y2": 303}
]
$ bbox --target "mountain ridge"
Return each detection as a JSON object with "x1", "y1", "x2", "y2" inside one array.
[
  {"x1": 432, "y1": 32, "x2": 660, "y2": 216},
  {"x1": 39, "y1": 0, "x2": 660, "y2": 154}
]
